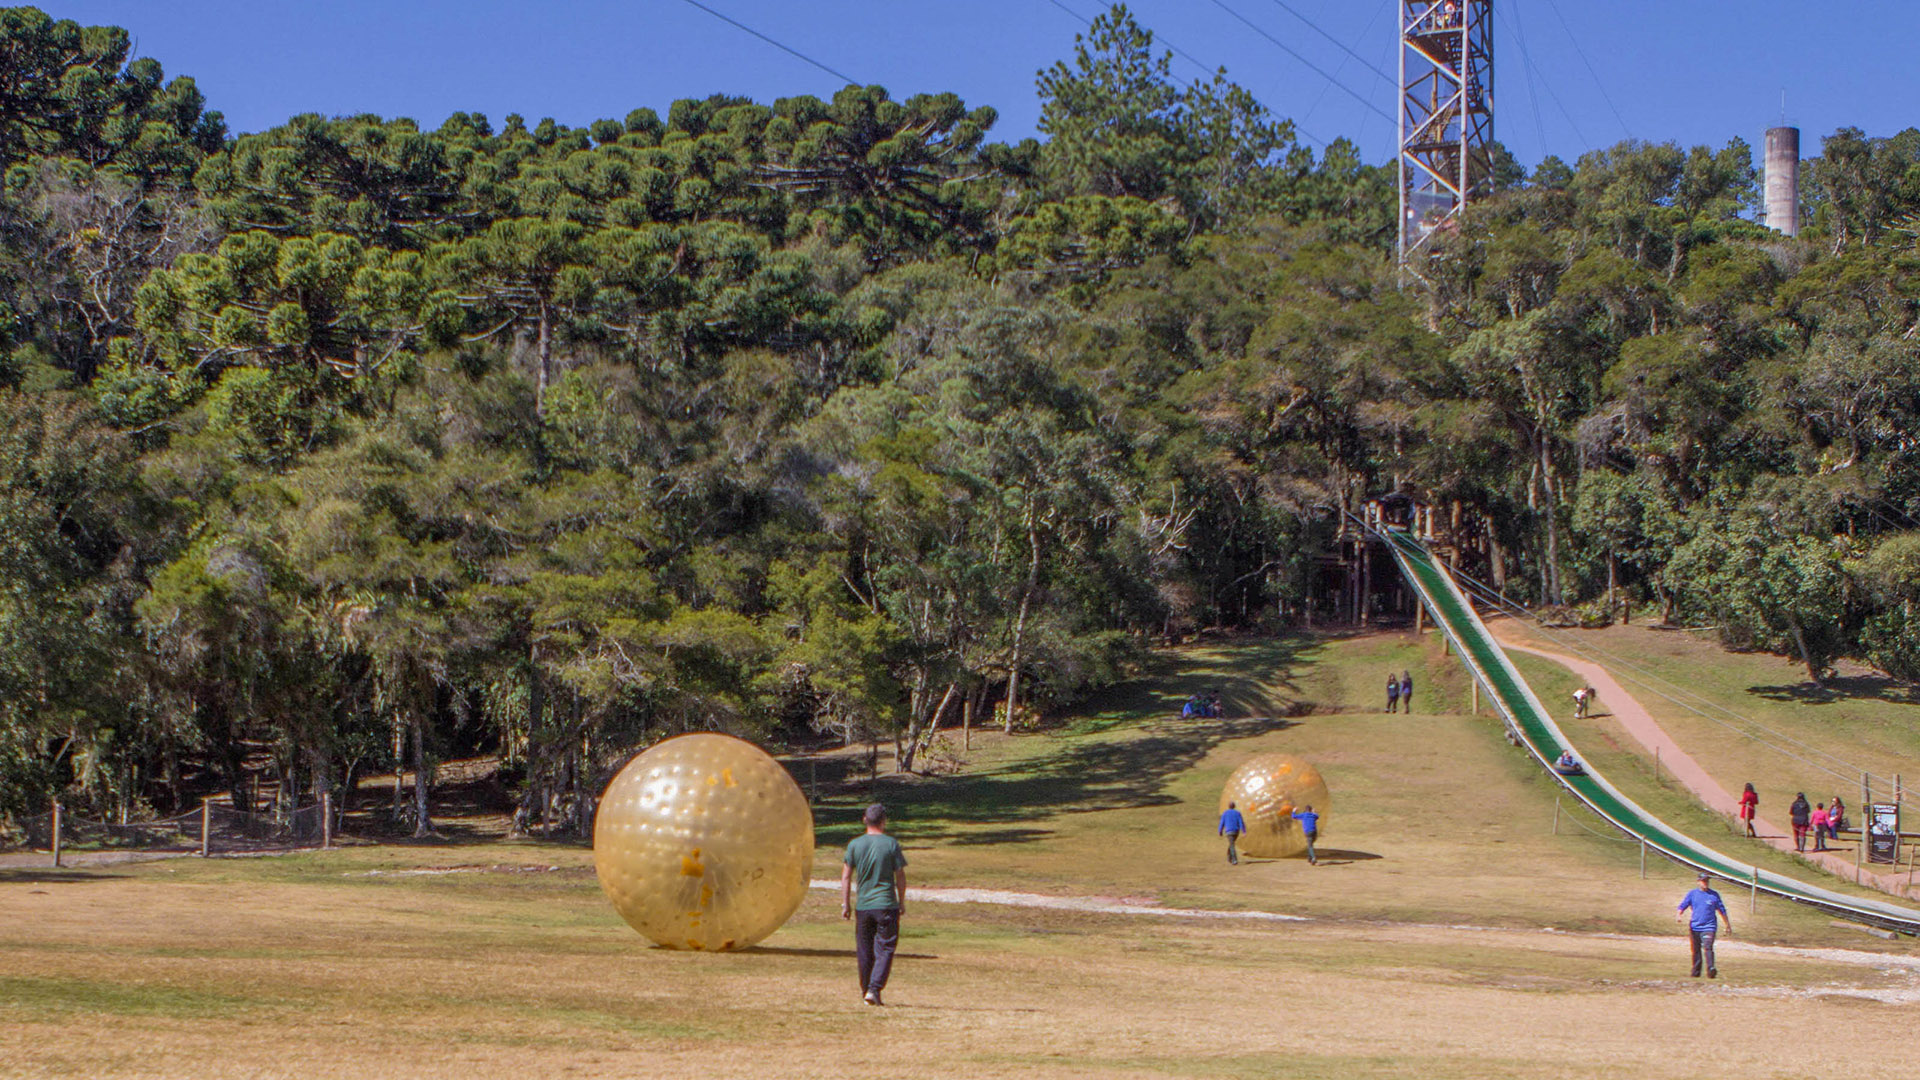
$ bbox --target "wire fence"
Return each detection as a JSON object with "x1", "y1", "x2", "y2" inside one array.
[{"x1": 7, "y1": 799, "x2": 335, "y2": 861}]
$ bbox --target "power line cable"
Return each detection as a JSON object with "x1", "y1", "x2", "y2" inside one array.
[
  {"x1": 1263, "y1": 0, "x2": 1396, "y2": 86},
  {"x1": 1505, "y1": 1, "x2": 1589, "y2": 152},
  {"x1": 1505, "y1": 0, "x2": 1551, "y2": 163},
  {"x1": 1044, "y1": 0, "x2": 1332, "y2": 148},
  {"x1": 1539, "y1": 0, "x2": 1632, "y2": 141},
  {"x1": 1300, "y1": 0, "x2": 1393, "y2": 137},
  {"x1": 1044, "y1": 0, "x2": 1225, "y2": 88},
  {"x1": 676, "y1": 0, "x2": 860, "y2": 88},
  {"x1": 1202, "y1": 0, "x2": 1395, "y2": 123}
]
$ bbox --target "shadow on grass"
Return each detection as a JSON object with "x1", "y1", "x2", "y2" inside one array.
[
  {"x1": 746, "y1": 946, "x2": 939, "y2": 960},
  {"x1": 814, "y1": 712, "x2": 1303, "y2": 847},
  {"x1": 0, "y1": 869, "x2": 129, "y2": 884},
  {"x1": 1070, "y1": 636, "x2": 1325, "y2": 726},
  {"x1": 1747, "y1": 675, "x2": 1920, "y2": 707},
  {"x1": 1312, "y1": 848, "x2": 1382, "y2": 866}
]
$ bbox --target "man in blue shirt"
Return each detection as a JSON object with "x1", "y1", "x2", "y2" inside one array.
[
  {"x1": 1676, "y1": 873, "x2": 1731, "y2": 978},
  {"x1": 842, "y1": 803, "x2": 907, "y2": 1006},
  {"x1": 1291, "y1": 805, "x2": 1320, "y2": 865},
  {"x1": 1218, "y1": 801, "x2": 1247, "y2": 864}
]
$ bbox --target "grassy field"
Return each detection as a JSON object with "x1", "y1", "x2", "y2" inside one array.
[
  {"x1": 4, "y1": 630, "x2": 1918, "y2": 1080},
  {"x1": 1498, "y1": 620, "x2": 1920, "y2": 882}
]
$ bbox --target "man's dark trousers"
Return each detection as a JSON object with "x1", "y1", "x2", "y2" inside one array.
[
  {"x1": 855, "y1": 908, "x2": 901, "y2": 993},
  {"x1": 1688, "y1": 929, "x2": 1718, "y2": 977}
]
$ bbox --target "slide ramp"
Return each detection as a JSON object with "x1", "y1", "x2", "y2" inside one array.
[{"x1": 1379, "y1": 528, "x2": 1920, "y2": 935}]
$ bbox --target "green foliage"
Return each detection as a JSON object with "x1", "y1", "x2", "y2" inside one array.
[{"x1": 6, "y1": 2, "x2": 1920, "y2": 829}]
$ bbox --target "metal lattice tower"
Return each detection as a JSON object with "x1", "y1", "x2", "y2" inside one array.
[{"x1": 1397, "y1": 1, "x2": 1494, "y2": 264}]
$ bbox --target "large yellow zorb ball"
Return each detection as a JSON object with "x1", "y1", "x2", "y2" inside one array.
[
  {"x1": 1219, "y1": 753, "x2": 1329, "y2": 859},
  {"x1": 594, "y1": 733, "x2": 813, "y2": 951}
]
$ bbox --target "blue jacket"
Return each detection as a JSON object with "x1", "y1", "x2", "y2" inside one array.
[
  {"x1": 1678, "y1": 887, "x2": 1727, "y2": 932},
  {"x1": 1291, "y1": 809, "x2": 1319, "y2": 835},
  {"x1": 1218, "y1": 809, "x2": 1247, "y2": 835}
]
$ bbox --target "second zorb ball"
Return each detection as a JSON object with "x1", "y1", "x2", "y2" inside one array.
[
  {"x1": 1220, "y1": 753, "x2": 1329, "y2": 859},
  {"x1": 594, "y1": 733, "x2": 813, "y2": 951}
]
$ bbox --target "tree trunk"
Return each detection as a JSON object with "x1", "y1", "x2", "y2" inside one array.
[
  {"x1": 1786, "y1": 613, "x2": 1824, "y2": 685},
  {"x1": 1005, "y1": 503, "x2": 1043, "y2": 734},
  {"x1": 390, "y1": 711, "x2": 405, "y2": 819},
  {"x1": 900, "y1": 682, "x2": 957, "y2": 773},
  {"x1": 411, "y1": 714, "x2": 433, "y2": 837},
  {"x1": 510, "y1": 655, "x2": 545, "y2": 838},
  {"x1": 1606, "y1": 551, "x2": 1619, "y2": 608},
  {"x1": 1539, "y1": 437, "x2": 1564, "y2": 605},
  {"x1": 535, "y1": 299, "x2": 553, "y2": 418}
]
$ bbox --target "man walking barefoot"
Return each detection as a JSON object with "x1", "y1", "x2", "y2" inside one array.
[
  {"x1": 1676, "y1": 872, "x2": 1730, "y2": 978},
  {"x1": 1219, "y1": 801, "x2": 1247, "y2": 865},
  {"x1": 841, "y1": 803, "x2": 907, "y2": 1006}
]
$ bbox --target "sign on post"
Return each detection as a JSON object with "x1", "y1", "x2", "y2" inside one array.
[{"x1": 1868, "y1": 803, "x2": 1900, "y2": 864}]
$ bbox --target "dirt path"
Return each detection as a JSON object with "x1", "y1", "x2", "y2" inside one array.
[{"x1": 1490, "y1": 629, "x2": 1918, "y2": 899}]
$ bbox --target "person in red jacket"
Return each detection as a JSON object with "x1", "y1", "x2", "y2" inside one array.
[{"x1": 1738, "y1": 783, "x2": 1758, "y2": 838}]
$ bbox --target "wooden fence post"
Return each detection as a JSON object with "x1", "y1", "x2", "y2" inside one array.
[
  {"x1": 321, "y1": 791, "x2": 333, "y2": 849},
  {"x1": 200, "y1": 799, "x2": 211, "y2": 858},
  {"x1": 50, "y1": 801, "x2": 61, "y2": 868},
  {"x1": 1750, "y1": 867, "x2": 1758, "y2": 915},
  {"x1": 1639, "y1": 838, "x2": 1647, "y2": 879},
  {"x1": 1858, "y1": 773, "x2": 1869, "y2": 879},
  {"x1": 1551, "y1": 796, "x2": 1560, "y2": 835}
]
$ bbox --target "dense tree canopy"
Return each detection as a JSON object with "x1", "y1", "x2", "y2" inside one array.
[{"x1": 4, "y1": 3, "x2": 1920, "y2": 835}]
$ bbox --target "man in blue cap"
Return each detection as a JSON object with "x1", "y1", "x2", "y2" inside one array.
[{"x1": 1676, "y1": 872, "x2": 1731, "y2": 978}]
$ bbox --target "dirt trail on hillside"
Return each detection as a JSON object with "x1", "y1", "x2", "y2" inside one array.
[{"x1": 1489, "y1": 628, "x2": 1918, "y2": 899}]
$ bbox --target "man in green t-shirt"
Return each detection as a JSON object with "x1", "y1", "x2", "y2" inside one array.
[{"x1": 840, "y1": 802, "x2": 907, "y2": 1006}]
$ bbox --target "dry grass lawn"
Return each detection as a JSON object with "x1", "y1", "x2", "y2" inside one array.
[{"x1": 3, "y1": 631, "x2": 1917, "y2": 1079}]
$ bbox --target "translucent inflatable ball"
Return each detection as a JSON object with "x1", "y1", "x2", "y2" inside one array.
[
  {"x1": 594, "y1": 733, "x2": 814, "y2": 950},
  {"x1": 1219, "y1": 753, "x2": 1330, "y2": 859}
]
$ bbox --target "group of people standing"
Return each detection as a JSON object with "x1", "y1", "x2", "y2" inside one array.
[
  {"x1": 1786, "y1": 791, "x2": 1849, "y2": 852},
  {"x1": 1740, "y1": 785, "x2": 1852, "y2": 851},
  {"x1": 1384, "y1": 671, "x2": 1414, "y2": 713}
]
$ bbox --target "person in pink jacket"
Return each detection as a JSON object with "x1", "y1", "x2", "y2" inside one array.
[{"x1": 1811, "y1": 803, "x2": 1830, "y2": 851}]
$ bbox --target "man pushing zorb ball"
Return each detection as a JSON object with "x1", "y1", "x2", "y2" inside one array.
[
  {"x1": 594, "y1": 733, "x2": 813, "y2": 951},
  {"x1": 1218, "y1": 753, "x2": 1330, "y2": 860}
]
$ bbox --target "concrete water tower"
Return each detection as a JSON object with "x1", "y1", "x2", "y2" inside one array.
[{"x1": 1764, "y1": 125, "x2": 1799, "y2": 237}]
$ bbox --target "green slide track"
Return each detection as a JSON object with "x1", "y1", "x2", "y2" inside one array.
[{"x1": 1379, "y1": 527, "x2": 1920, "y2": 934}]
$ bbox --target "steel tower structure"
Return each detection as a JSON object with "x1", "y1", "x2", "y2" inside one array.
[{"x1": 1397, "y1": 1, "x2": 1494, "y2": 264}]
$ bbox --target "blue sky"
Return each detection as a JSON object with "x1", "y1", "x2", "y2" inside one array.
[{"x1": 55, "y1": 1, "x2": 1917, "y2": 168}]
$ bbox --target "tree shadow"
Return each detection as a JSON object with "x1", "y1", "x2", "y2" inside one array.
[
  {"x1": 813, "y1": 713, "x2": 1301, "y2": 847},
  {"x1": 944, "y1": 828, "x2": 1057, "y2": 846},
  {"x1": 0, "y1": 869, "x2": 129, "y2": 883},
  {"x1": 1071, "y1": 636, "x2": 1323, "y2": 725},
  {"x1": 1747, "y1": 675, "x2": 1920, "y2": 707}
]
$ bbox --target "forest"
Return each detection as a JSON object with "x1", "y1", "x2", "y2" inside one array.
[{"x1": 4, "y1": 3, "x2": 1920, "y2": 835}]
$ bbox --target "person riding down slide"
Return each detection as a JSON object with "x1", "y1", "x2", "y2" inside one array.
[{"x1": 1553, "y1": 750, "x2": 1584, "y2": 776}]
